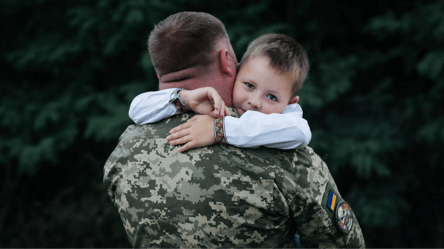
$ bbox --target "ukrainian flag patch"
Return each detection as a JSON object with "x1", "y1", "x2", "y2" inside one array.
[{"x1": 327, "y1": 191, "x2": 336, "y2": 211}]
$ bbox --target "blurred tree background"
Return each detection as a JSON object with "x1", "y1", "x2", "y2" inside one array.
[{"x1": 1, "y1": 0, "x2": 443, "y2": 247}]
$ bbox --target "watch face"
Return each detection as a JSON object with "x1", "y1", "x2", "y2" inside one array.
[
  {"x1": 335, "y1": 201, "x2": 354, "y2": 234},
  {"x1": 169, "y1": 89, "x2": 180, "y2": 102}
]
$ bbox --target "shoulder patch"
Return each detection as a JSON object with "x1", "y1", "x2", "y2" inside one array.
[
  {"x1": 327, "y1": 190, "x2": 337, "y2": 211},
  {"x1": 320, "y1": 180, "x2": 357, "y2": 240},
  {"x1": 335, "y1": 201, "x2": 354, "y2": 234},
  {"x1": 322, "y1": 182, "x2": 341, "y2": 213}
]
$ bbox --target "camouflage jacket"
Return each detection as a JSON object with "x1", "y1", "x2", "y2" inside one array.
[{"x1": 104, "y1": 112, "x2": 365, "y2": 248}]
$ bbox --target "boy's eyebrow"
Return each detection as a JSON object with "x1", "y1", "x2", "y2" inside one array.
[
  {"x1": 268, "y1": 89, "x2": 281, "y2": 95},
  {"x1": 243, "y1": 77, "x2": 257, "y2": 85},
  {"x1": 266, "y1": 89, "x2": 285, "y2": 99},
  {"x1": 242, "y1": 77, "x2": 256, "y2": 84},
  {"x1": 264, "y1": 84, "x2": 286, "y2": 97},
  {"x1": 243, "y1": 77, "x2": 284, "y2": 96}
]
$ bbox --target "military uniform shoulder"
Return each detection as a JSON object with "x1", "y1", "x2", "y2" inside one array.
[{"x1": 118, "y1": 114, "x2": 196, "y2": 143}]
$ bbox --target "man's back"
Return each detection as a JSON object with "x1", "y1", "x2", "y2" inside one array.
[{"x1": 104, "y1": 113, "x2": 364, "y2": 248}]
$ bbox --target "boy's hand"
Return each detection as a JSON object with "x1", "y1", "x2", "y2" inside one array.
[
  {"x1": 179, "y1": 87, "x2": 230, "y2": 118},
  {"x1": 167, "y1": 115, "x2": 216, "y2": 153}
]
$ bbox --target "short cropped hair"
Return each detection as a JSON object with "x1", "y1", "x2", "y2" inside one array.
[
  {"x1": 148, "y1": 12, "x2": 228, "y2": 76},
  {"x1": 239, "y1": 34, "x2": 309, "y2": 97}
]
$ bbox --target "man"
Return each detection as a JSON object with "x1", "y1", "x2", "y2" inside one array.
[{"x1": 104, "y1": 12, "x2": 365, "y2": 248}]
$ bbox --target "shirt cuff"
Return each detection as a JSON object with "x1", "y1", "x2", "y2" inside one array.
[{"x1": 214, "y1": 117, "x2": 227, "y2": 144}]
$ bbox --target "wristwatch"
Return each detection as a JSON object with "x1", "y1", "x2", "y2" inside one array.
[{"x1": 169, "y1": 88, "x2": 192, "y2": 113}]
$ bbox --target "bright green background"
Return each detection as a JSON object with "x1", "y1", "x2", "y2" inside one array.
[{"x1": 1, "y1": 0, "x2": 443, "y2": 247}]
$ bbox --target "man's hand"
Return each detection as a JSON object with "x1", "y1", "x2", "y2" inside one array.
[
  {"x1": 179, "y1": 87, "x2": 231, "y2": 118},
  {"x1": 167, "y1": 115, "x2": 217, "y2": 153}
]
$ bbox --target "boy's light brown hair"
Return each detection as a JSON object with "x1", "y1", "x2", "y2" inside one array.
[
  {"x1": 148, "y1": 12, "x2": 228, "y2": 76},
  {"x1": 239, "y1": 34, "x2": 309, "y2": 98}
]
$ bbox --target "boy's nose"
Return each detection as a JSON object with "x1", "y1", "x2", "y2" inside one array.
[{"x1": 248, "y1": 96, "x2": 261, "y2": 110}]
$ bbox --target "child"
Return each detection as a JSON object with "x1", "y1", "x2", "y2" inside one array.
[{"x1": 130, "y1": 34, "x2": 311, "y2": 153}]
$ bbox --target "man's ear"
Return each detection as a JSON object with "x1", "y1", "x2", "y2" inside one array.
[
  {"x1": 157, "y1": 74, "x2": 159, "y2": 79},
  {"x1": 288, "y1": 96, "x2": 299, "y2": 105},
  {"x1": 219, "y1": 49, "x2": 233, "y2": 77}
]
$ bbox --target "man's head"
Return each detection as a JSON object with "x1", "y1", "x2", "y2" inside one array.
[
  {"x1": 232, "y1": 34, "x2": 309, "y2": 116},
  {"x1": 148, "y1": 12, "x2": 238, "y2": 105}
]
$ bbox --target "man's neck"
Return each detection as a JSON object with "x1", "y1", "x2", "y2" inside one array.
[
  {"x1": 158, "y1": 66, "x2": 212, "y2": 91},
  {"x1": 159, "y1": 66, "x2": 207, "y2": 84},
  {"x1": 158, "y1": 61, "x2": 234, "y2": 106}
]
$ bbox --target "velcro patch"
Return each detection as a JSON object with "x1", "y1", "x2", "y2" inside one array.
[
  {"x1": 327, "y1": 191, "x2": 337, "y2": 211},
  {"x1": 335, "y1": 201, "x2": 354, "y2": 234}
]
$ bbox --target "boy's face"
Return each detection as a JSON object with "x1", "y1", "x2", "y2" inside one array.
[{"x1": 232, "y1": 55, "x2": 299, "y2": 116}]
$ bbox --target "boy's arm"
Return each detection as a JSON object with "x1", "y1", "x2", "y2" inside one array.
[
  {"x1": 168, "y1": 104, "x2": 311, "y2": 152},
  {"x1": 129, "y1": 87, "x2": 229, "y2": 125},
  {"x1": 221, "y1": 104, "x2": 311, "y2": 149},
  {"x1": 129, "y1": 88, "x2": 181, "y2": 125}
]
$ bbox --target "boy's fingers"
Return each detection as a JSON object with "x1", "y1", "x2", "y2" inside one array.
[
  {"x1": 211, "y1": 95, "x2": 220, "y2": 113},
  {"x1": 170, "y1": 122, "x2": 191, "y2": 134},
  {"x1": 219, "y1": 101, "x2": 225, "y2": 117},
  {"x1": 188, "y1": 116, "x2": 198, "y2": 122},
  {"x1": 208, "y1": 111, "x2": 218, "y2": 118},
  {"x1": 169, "y1": 135, "x2": 191, "y2": 146},
  {"x1": 217, "y1": 101, "x2": 225, "y2": 117},
  {"x1": 218, "y1": 97, "x2": 224, "y2": 116},
  {"x1": 210, "y1": 91, "x2": 225, "y2": 117},
  {"x1": 221, "y1": 103, "x2": 228, "y2": 117},
  {"x1": 178, "y1": 142, "x2": 195, "y2": 153},
  {"x1": 213, "y1": 100, "x2": 219, "y2": 116},
  {"x1": 224, "y1": 106, "x2": 231, "y2": 117},
  {"x1": 169, "y1": 126, "x2": 180, "y2": 134},
  {"x1": 167, "y1": 129, "x2": 190, "y2": 142}
]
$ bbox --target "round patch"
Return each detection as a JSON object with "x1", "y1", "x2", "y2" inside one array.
[{"x1": 335, "y1": 201, "x2": 354, "y2": 234}]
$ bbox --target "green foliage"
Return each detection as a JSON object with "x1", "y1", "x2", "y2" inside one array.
[{"x1": 1, "y1": 0, "x2": 443, "y2": 247}]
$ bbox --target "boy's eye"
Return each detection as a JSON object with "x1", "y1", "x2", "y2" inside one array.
[
  {"x1": 267, "y1": 94, "x2": 277, "y2": 101},
  {"x1": 244, "y1": 82, "x2": 254, "y2": 89}
]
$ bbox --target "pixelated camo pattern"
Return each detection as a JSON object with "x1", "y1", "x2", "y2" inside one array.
[{"x1": 104, "y1": 112, "x2": 365, "y2": 248}]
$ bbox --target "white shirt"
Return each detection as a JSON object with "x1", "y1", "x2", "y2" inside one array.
[{"x1": 129, "y1": 88, "x2": 312, "y2": 150}]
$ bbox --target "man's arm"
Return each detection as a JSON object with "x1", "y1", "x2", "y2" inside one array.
[{"x1": 288, "y1": 147, "x2": 365, "y2": 248}]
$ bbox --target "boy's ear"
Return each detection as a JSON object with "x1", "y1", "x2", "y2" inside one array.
[
  {"x1": 288, "y1": 96, "x2": 299, "y2": 105},
  {"x1": 219, "y1": 49, "x2": 233, "y2": 77}
]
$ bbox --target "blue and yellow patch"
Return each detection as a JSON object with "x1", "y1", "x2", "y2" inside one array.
[{"x1": 327, "y1": 191, "x2": 337, "y2": 211}]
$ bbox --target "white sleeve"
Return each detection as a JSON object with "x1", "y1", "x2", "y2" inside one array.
[
  {"x1": 128, "y1": 88, "x2": 180, "y2": 124},
  {"x1": 223, "y1": 103, "x2": 311, "y2": 149}
]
